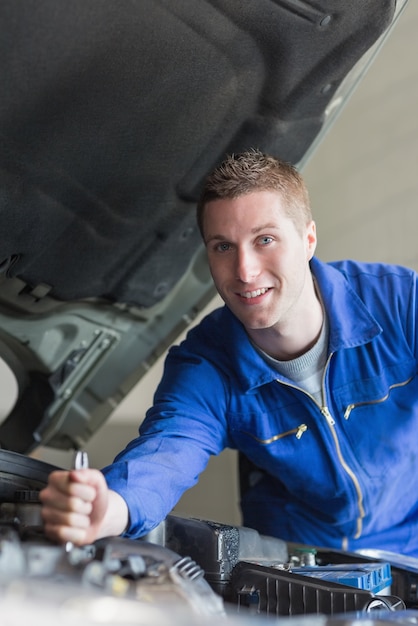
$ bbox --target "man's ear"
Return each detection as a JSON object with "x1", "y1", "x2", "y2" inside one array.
[{"x1": 306, "y1": 220, "x2": 317, "y2": 260}]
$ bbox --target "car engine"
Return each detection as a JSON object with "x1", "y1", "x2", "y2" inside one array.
[{"x1": 2, "y1": 449, "x2": 418, "y2": 625}]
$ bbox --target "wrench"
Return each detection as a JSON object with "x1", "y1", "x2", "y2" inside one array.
[
  {"x1": 65, "y1": 450, "x2": 89, "y2": 552},
  {"x1": 73, "y1": 449, "x2": 89, "y2": 472}
]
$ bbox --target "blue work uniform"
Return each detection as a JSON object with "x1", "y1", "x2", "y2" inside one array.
[{"x1": 103, "y1": 257, "x2": 418, "y2": 556}]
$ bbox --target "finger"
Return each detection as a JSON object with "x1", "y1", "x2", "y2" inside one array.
[
  {"x1": 42, "y1": 505, "x2": 91, "y2": 527},
  {"x1": 39, "y1": 483, "x2": 96, "y2": 511},
  {"x1": 67, "y1": 468, "x2": 107, "y2": 490},
  {"x1": 42, "y1": 496, "x2": 94, "y2": 521},
  {"x1": 43, "y1": 522, "x2": 90, "y2": 546},
  {"x1": 43, "y1": 470, "x2": 73, "y2": 494}
]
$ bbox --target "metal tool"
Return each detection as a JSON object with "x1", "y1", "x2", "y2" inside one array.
[
  {"x1": 73, "y1": 449, "x2": 89, "y2": 471},
  {"x1": 65, "y1": 450, "x2": 89, "y2": 553}
]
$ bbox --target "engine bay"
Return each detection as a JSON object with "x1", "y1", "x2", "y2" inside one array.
[{"x1": 2, "y1": 450, "x2": 418, "y2": 625}]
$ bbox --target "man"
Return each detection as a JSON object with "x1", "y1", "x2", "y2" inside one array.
[{"x1": 41, "y1": 150, "x2": 418, "y2": 556}]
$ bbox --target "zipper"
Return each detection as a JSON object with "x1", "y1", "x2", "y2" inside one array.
[
  {"x1": 321, "y1": 353, "x2": 364, "y2": 538},
  {"x1": 320, "y1": 405, "x2": 365, "y2": 538},
  {"x1": 244, "y1": 423, "x2": 308, "y2": 445},
  {"x1": 276, "y1": 352, "x2": 365, "y2": 540},
  {"x1": 343, "y1": 376, "x2": 414, "y2": 420}
]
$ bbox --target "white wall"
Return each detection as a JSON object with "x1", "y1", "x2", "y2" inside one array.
[
  {"x1": 4, "y1": 1, "x2": 418, "y2": 529},
  {"x1": 304, "y1": 2, "x2": 418, "y2": 271}
]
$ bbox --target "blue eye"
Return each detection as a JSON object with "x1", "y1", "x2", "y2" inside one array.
[
  {"x1": 216, "y1": 242, "x2": 231, "y2": 252},
  {"x1": 260, "y1": 236, "x2": 273, "y2": 245}
]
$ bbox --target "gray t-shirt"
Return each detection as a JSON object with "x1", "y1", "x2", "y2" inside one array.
[{"x1": 253, "y1": 314, "x2": 329, "y2": 404}]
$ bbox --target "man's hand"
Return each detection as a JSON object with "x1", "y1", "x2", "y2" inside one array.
[{"x1": 40, "y1": 468, "x2": 128, "y2": 545}]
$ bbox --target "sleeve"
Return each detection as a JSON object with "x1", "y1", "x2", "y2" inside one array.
[{"x1": 101, "y1": 340, "x2": 231, "y2": 538}]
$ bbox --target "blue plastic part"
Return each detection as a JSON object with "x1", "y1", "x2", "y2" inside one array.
[{"x1": 292, "y1": 562, "x2": 392, "y2": 594}]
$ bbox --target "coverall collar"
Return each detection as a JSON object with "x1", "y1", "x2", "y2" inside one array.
[{"x1": 224, "y1": 256, "x2": 382, "y2": 392}]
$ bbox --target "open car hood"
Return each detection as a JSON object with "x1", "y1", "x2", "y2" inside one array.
[{"x1": 0, "y1": 0, "x2": 409, "y2": 453}]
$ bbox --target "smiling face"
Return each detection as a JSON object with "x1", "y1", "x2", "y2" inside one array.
[{"x1": 203, "y1": 190, "x2": 318, "y2": 349}]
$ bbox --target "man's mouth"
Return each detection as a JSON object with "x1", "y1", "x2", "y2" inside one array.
[{"x1": 239, "y1": 287, "x2": 270, "y2": 299}]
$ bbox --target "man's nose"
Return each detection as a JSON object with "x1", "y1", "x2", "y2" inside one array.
[{"x1": 235, "y1": 247, "x2": 260, "y2": 282}]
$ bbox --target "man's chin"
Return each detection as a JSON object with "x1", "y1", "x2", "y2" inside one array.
[
  {"x1": 225, "y1": 300, "x2": 272, "y2": 329},
  {"x1": 233, "y1": 313, "x2": 271, "y2": 332}
]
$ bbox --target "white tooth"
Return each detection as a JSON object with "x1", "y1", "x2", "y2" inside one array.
[{"x1": 241, "y1": 288, "x2": 269, "y2": 298}]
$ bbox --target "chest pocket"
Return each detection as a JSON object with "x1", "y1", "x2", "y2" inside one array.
[
  {"x1": 228, "y1": 395, "x2": 310, "y2": 463},
  {"x1": 230, "y1": 401, "x2": 356, "y2": 503},
  {"x1": 332, "y1": 363, "x2": 418, "y2": 479},
  {"x1": 228, "y1": 390, "x2": 309, "y2": 448}
]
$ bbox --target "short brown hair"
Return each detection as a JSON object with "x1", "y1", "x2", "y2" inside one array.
[{"x1": 197, "y1": 149, "x2": 312, "y2": 238}]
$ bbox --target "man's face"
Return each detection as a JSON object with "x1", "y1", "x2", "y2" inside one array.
[{"x1": 203, "y1": 190, "x2": 317, "y2": 334}]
